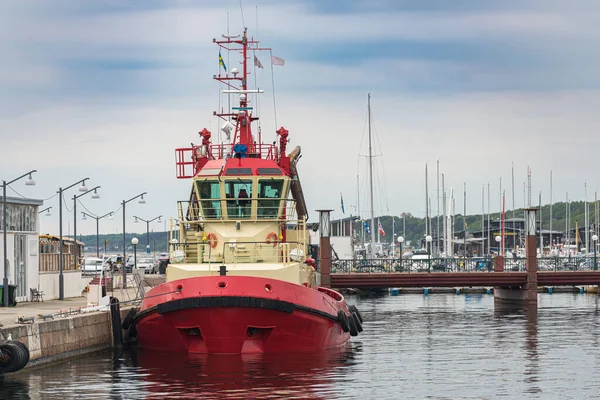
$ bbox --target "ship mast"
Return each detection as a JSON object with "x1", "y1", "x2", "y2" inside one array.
[{"x1": 368, "y1": 94, "x2": 376, "y2": 258}]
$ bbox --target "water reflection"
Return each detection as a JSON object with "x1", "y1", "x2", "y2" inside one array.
[
  {"x1": 131, "y1": 344, "x2": 355, "y2": 399},
  {"x1": 4, "y1": 294, "x2": 600, "y2": 399}
]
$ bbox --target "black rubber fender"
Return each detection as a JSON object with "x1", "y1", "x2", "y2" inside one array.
[
  {"x1": 337, "y1": 310, "x2": 350, "y2": 333},
  {"x1": 348, "y1": 314, "x2": 359, "y2": 337},
  {"x1": 0, "y1": 342, "x2": 27, "y2": 373},
  {"x1": 129, "y1": 322, "x2": 138, "y2": 338},
  {"x1": 348, "y1": 305, "x2": 363, "y2": 324},
  {"x1": 352, "y1": 312, "x2": 363, "y2": 333},
  {"x1": 122, "y1": 308, "x2": 138, "y2": 330},
  {"x1": 8, "y1": 341, "x2": 30, "y2": 367}
]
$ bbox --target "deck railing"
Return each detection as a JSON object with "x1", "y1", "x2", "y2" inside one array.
[
  {"x1": 177, "y1": 198, "x2": 298, "y2": 222},
  {"x1": 40, "y1": 254, "x2": 79, "y2": 272},
  {"x1": 332, "y1": 257, "x2": 600, "y2": 274},
  {"x1": 170, "y1": 240, "x2": 307, "y2": 265}
]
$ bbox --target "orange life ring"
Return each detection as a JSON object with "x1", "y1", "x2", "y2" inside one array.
[
  {"x1": 207, "y1": 233, "x2": 218, "y2": 249},
  {"x1": 266, "y1": 232, "x2": 279, "y2": 247}
]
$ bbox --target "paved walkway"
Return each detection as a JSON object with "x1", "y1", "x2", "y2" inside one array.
[
  {"x1": 0, "y1": 288, "x2": 142, "y2": 329},
  {"x1": 0, "y1": 275, "x2": 165, "y2": 329}
]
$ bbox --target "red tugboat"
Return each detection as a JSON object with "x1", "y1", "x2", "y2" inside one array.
[{"x1": 132, "y1": 29, "x2": 363, "y2": 354}]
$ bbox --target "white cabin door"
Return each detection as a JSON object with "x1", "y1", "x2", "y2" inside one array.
[{"x1": 14, "y1": 234, "x2": 27, "y2": 301}]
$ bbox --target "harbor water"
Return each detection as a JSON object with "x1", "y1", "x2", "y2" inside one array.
[{"x1": 2, "y1": 292, "x2": 600, "y2": 399}]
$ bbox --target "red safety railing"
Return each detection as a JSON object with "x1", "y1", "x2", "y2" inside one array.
[{"x1": 175, "y1": 144, "x2": 280, "y2": 179}]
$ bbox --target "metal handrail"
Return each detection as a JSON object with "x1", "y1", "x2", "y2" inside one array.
[
  {"x1": 331, "y1": 257, "x2": 600, "y2": 274},
  {"x1": 170, "y1": 240, "x2": 307, "y2": 265},
  {"x1": 176, "y1": 198, "x2": 298, "y2": 222}
]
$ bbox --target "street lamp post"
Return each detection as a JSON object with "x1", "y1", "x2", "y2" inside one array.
[
  {"x1": 82, "y1": 211, "x2": 113, "y2": 257},
  {"x1": 122, "y1": 193, "x2": 146, "y2": 288},
  {"x1": 73, "y1": 186, "x2": 100, "y2": 275},
  {"x1": 57, "y1": 178, "x2": 90, "y2": 300},
  {"x1": 131, "y1": 237, "x2": 139, "y2": 271},
  {"x1": 495, "y1": 235, "x2": 502, "y2": 258},
  {"x1": 39, "y1": 207, "x2": 52, "y2": 216},
  {"x1": 426, "y1": 235, "x2": 433, "y2": 272},
  {"x1": 2, "y1": 170, "x2": 36, "y2": 307},
  {"x1": 592, "y1": 234, "x2": 598, "y2": 271},
  {"x1": 397, "y1": 236, "x2": 404, "y2": 270},
  {"x1": 397, "y1": 236, "x2": 404, "y2": 259},
  {"x1": 133, "y1": 215, "x2": 162, "y2": 255}
]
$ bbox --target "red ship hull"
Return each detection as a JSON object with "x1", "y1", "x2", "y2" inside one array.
[{"x1": 133, "y1": 276, "x2": 354, "y2": 354}]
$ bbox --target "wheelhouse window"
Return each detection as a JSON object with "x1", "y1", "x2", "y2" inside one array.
[
  {"x1": 196, "y1": 180, "x2": 222, "y2": 219},
  {"x1": 258, "y1": 180, "x2": 284, "y2": 218},
  {"x1": 225, "y1": 168, "x2": 252, "y2": 176},
  {"x1": 257, "y1": 168, "x2": 283, "y2": 175},
  {"x1": 225, "y1": 180, "x2": 253, "y2": 219}
]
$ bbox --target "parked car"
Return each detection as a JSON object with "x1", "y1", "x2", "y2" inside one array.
[
  {"x1": 157, "y1": 253, "x2": 170, "y2": 274},
  {"x1": 81, "y1": 257, "x2": 107, "y2": 275},
  {"x1": 136, "y1": 257, "x2": 158, "y2": 274}
]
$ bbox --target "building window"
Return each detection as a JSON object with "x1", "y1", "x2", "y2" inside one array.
[{"x1": 0, "y1": 203, "x2": 37, "y2": 232}]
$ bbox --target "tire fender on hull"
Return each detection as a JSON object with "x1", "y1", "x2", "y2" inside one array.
[
  {"x1": 352, "y1": 312, "x2": 363, "y2": 333},
  {"x1": 349, "y1": 305, "x2": 363, "y2": 324},
  {"x1": 348, "y1": 315, "x2": 359, "y2": 337},
  {"x1": 337, "y1": 310, "x2": 350, "y2": 333}
]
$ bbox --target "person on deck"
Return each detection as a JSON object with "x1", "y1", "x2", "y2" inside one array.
[{"x1": 238, "y1": 188, "x2": 250, "y2": 216}]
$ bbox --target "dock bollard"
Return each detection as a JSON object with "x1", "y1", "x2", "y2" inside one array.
[{"x1": 110, "y1": 297, "x2": 123, "y2": 346}]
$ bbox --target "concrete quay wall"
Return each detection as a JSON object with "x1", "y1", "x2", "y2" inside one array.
[{"x1": 2, "y1": 308, "x2": 128, "y2": 370}]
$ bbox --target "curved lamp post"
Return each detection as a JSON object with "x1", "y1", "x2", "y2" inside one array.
[
  {"x1": 39, "y1": 207, "x2": 52, "y2": 216},
  {"x1": 73, "y1": 186, "x2": 100, "y2": 275},
  {"x1": 2, "y1": 170, "x2": 36, "y2": 307},
  {"x1": 82, "y1": 211, "x2": 113, "y2": 257},
  {"x1": 121, "y1": 193, "x2": 146, "y2": 288},
  {"x1": 56, "y1": 178, "x2": 90, "y2": 300},
  {"x1": 134, "y1": 215, "x2": 162, "y2": 255}
]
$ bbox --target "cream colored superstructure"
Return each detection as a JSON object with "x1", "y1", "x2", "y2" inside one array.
[{"x1": 166, "y1": 173, "x2": 317, "y2": 287}]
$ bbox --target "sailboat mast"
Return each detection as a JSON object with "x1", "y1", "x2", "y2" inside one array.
[
  {"x1": 481, "y1": 185, "x2": 484, "y2": 257},
  {"x1": 442, "y1": 173, "x2": 446, "y2": 256},
  {"x1": 550, "y1": 170, "x2": 553, "y2": 250},
  {"x1": 512, "y1": 162, "x2": 515, "y2": 251},
  {"x1": 585, "y1": 182, "x2": 589, "y2": 254},
  {"x1": 367, "y1": 93, "x2": 376, "y2": 257},
  {"x1": 425, "y1": 163, "x2": 429, "y2": 250},
  {"x1": 463, "y1": 182, "x2": 467, "y2": 261},
  {"x1": 539, "y1": 191, "x2": 542, "y2": 255},
  {"x1": 487, "y1": 182, "x2": 491, "y2": 255},
  {"x1": 357, "y1": 173, "x2": 364, "y2": 247},
  {"x1": 436, "y1": 160, "x2": 440, "y2": 257}
]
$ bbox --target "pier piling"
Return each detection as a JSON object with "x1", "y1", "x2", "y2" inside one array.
[{"x1": 494, "y1": 208, "x2": 538, "y2": 305}]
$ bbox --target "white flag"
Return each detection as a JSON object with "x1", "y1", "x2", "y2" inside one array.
[
  {"x1": 271, "y1": 55, "x2": 285, "y2": 66},
  {"x1": 254, "y1": 55, "x2": 263, "y2": 69}
]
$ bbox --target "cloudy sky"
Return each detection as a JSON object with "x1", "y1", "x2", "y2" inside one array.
[{"x1": 1, "y1": 0, "x2": 600, "y2": 236}]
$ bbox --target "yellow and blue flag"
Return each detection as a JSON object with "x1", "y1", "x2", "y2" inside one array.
[{"x1": 219, "y1": 51, "x2": 227, "y2": 72}]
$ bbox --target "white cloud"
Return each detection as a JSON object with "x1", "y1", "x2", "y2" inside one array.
[{"x1": 2, "y1": 1, "x2": 600, "y2": 235}]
